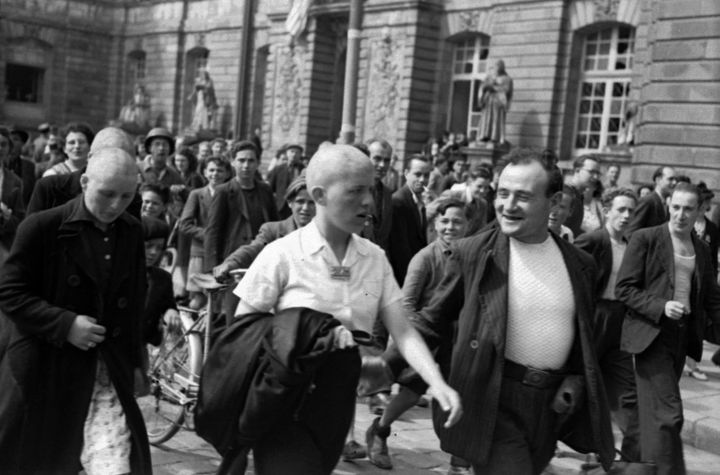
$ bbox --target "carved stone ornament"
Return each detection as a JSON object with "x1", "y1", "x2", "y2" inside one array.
[
  {"x1": 594, "y1": 0, "x2": 620, "y2": 21},
  {"x1": 276, "y1": 43, "x2": 305, "y2": 133},
  {"x1": 366, "y1": 31, "x2": 402, "y2": 141},
  {"x1": 459, "y1": 10, "x2": 481, "y2": 31}
]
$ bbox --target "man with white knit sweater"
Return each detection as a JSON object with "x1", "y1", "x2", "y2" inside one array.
[{"x1": 380, "y1": 148, "x2": 614, "y2": 474}]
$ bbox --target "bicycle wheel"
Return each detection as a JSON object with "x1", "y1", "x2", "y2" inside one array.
[{"x1": 137, "y1": 310, "x2": 203, "y2": 445}]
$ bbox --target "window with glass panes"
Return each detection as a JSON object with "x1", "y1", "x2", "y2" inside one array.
[
  {"x1": 448, "y1": 35, "x2": 490, "y2": 142},
  {"x1": 128, "y1": 51, "x2": 146, "y2": 84},
  {"x1": 575, "y1": 25, "x2": 635, "y2": 151}
]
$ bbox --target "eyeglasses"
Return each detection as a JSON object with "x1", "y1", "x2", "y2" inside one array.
[{"x1": 582, "y1": 168, "x2": 601, "y2": 176}]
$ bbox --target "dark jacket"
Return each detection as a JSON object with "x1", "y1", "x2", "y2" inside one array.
[
  {"x1": 616, "y1": 224, "x2": 720, "y2": 361},
  {"x1": 0, "y1": 170, "x2": 25, "y2": 251},
  {"x1": 0, "y1": 196, "x2": 150, "y2": 474},
  {"x1": 389, "y1": 185, "x2": 427, "y2": 284},
  {"x1": 625, "y1": 191, "x2": 667, "y2": 237},
  {"x1": 267, "y1": 162, "x2": 304, "y2": 216},
  {"x1": 144, "y1": 266, "x2": 176, "y2": 346},
  {"x1": 204, "y1": 179, "x2": 278, "y2": 271},
  {"x1": 178, "y1": 185, "x2": 214, "y2": 258},
  {"x1": 411, "y1": 226, "x2": 614, "y2": 470},
  {"x1": 564, "y1": 183, "x2": 585, "y2": 237},
  {"x1": 697, "y1": 217, "x2": 720, "y2": 276},
  {"x1": 574, "y1": 227, "x2": 626, "y2": 297},
  {"x1": 361, "y1": 179, "x2": 393, "y2": 253},
  {"x1": 5, "y1": 155, "x2": 36, "y2": 205},
  {"x1": 222, "y1": 215, "x2": 298, "y2": 270},
  {"x1": 195, "y1": 307, "x2": 340, "y2": 456}
]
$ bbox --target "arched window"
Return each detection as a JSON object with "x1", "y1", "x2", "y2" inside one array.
[
  {"x1": 448, "y1": 34, "x2": 490, "y2": 141},
  {"x1": 574, "y1": 25, "x2": 635, "y2": 151}
]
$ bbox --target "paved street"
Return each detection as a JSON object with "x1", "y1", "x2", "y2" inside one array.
[{"x1": 151, "y1": 343, "x2": 720, "y2": 474}]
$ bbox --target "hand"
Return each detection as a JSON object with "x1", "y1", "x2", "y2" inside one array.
[
  {"x1": 0, "y1": 202, "x2": 11, "y2": 219},
  {"x1": 358, "y1": 355, "x2": 394, "y2": 397},
  {"x1": 427, "y1": 382, "x2": 463, "y2": 428},
  {"x1": 163, "y1": 309, "x2": 182, "y2": 334},
  {"x1": 331, "y1": 325, "x2": 356, "y2": 350},
  {"x1": 67, "y1": 315, "x2": 106, "y2": 350},
  {"x1": 213, "y1": 262, "x2": 231, "y2": 281},
  {"x1": 665, "y1": 300, "x2": 688, "y2": 320},
  {"x1": 551, "y1": 375, "x2": 585, "y2": 415}
]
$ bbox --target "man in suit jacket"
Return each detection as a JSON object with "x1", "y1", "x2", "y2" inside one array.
[
  {"x1": 389, "y1": 154, "x2": 431, "y2": 284},
  {"x1": 575, "y1": 188, "x2": 640, "y2": 462},
  {"x1": 565, "y1": 155, "x2": 601, "y2": 237},
  {"x1": 362, "y1": 139, "x2": 394, "y2": 253},
  {"x1": 204, "y1": 141, "x2": 277, "y2": 317},
  {"x1": 212, "y1": 176, "x2": 314, "y2": 278},
  {"x1": 625, "y1": 166, "x2": 677, "y2": 236},
  {"x1": 616, "y1": 182, "x2": 720, "y2": 475},
  {"x1": 0, "y1": 148, "x2": 151, "y2": 474},
  {"x1": 381, "y1": 149, "x2": 614, "y2": 473},
  {"x1": 6, "y1": 127, "x2": 36, "y2": 205}
]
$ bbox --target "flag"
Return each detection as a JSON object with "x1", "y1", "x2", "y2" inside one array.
[{"x1": 285, "y1": 0, "x2": 313, "y2": 40}]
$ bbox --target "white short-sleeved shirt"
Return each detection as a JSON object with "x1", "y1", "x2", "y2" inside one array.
[{"x1": 233, "y1": 220, "x2": 403, "y2": 333}]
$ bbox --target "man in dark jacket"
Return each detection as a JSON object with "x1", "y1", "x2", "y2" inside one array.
[
  {"x1": 389, "y1": 154, "x2": 431, "y2": 284},
  {"x1": 616, "y1": 182, "x2": 720, "y2": 475},
  {"x1": 0, "y1": 147, "x2": 151, "y2": 474},
  {"x1": 575, "y1": 188, "x2": 641, "y2": 462},
  {"x1": 625, "y1": 166, "x2": 677, "y2": 237},
  {"x1": 388, "y1": 148, "x2": 615, "y2": 473}
]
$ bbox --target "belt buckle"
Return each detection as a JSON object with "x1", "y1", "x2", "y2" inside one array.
[{"x1": 522, "y1": 367, "x2": 551, "y2": 388}]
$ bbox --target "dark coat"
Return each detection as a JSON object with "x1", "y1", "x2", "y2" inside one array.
[
  {"x1": 178, "y1": 185, "x2": 214, "y2": 258},
  {"x1": 26, "y1": 169, "x2": 142, "y2": 218},
  {"x1": 625, "y1": 191, "x2": 667, "y2": 237},
  {"x1": 222, "y1": 215, "x2": 298, "y2": 270},
  {"x1": 0, "y1": 196, "x2": 151, "y2": 474},
  {"x1": 564, "y1": 183, "x2": 585, "y2": 238},
  {"x1": 0, "y1": 170, "x2": 25, "y2": 250},
  {"x1": 267, "y1": 162, "x2": 304, "y2": 216},
  {"x1": 144, "y1": 266, "x2": 176, "y2": 346},
  {"x1": 361, "y1": 180, "x2": 393, "y2": 253},
  {"x1": 203, "y1": 179, "x2": 278, "y2": 271},
  {"x1": 574, "y1": 227, "x2": 626, "y2": 297},
  {"x1": 697, "y1": 216, "x2": 720, "y2": 276},
  {"x1": 6, "y1": 155, "x2": 36, "y2": 205},
  {"x1": 616, "y1": 224, "x2": 720, "y2": 361},
  {"x1": 411, "y1": 226, "x2": 614, "y2": 470},
  {"x1": 195, "y1": 308, "x2": 340, "y2": 456},
  {"x1": 389, "y1": 185, "x2": 427, "y2": 284}
]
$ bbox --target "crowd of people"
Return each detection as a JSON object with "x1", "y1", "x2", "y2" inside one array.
[{"x1": 0, "y1": 119, "x2": 718, "y2": 475}]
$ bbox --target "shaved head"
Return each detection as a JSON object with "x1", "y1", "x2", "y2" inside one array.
[
  {"x1": 89, "y1": 127, "x2": 134, "y2": 157},
  {"x1": 306, "y1": 144, "x2": 374, "y2": 191},
  {"x1": 82, "y1": 147, "x2": 139, "y2": 224}
]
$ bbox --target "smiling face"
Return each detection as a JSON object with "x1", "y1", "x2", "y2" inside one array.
[
  {"x1": 141, "y1": 190, "x2": 165, "y2": 219},
  {"x1": 204, "y1": 160, "x2": 229, "y2": 187},
  {"x1": 144, "y1": 238, "x2": 165, "y2": 267},
  {"x1": 288, "y1": 188, "x2": 316, "y2": 227},
  {"x1": 435, "y1": 205, "x2": 469, "y2": 244},
  {"x1": 495, "y1": 161, "x2": 557, "y2": 243},
  {"x1": 64, "y1": 131, "x2": 90, "y2": 163}
]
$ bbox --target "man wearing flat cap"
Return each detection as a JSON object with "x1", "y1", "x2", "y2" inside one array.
[{"x1": 267, "y1": 143, "x2": 305, "y2": 218}]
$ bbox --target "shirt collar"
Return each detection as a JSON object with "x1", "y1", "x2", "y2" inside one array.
[
  {"x1": 301, "y1": 220, "x2": 369, "y2": 258},
  {"x1": 66, "y1": 195, "x2": 119, "y2": 230}
]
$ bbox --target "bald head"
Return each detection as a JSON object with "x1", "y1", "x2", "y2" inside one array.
[
  {"x1": 306, "y1": 144, "x2": 374, "y2": 191},
  {"x1": 89, "y1": 127, "x2": 134, "y2": 157},
  {"x1": 82, "y1": 147, "x2": 139, "y2": 224}
]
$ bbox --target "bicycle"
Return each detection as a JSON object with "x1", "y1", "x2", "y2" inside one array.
[{"x1": 137, "y1": 270, "x2": 245, "y2": 445}]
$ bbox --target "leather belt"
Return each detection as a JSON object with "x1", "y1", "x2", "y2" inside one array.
[{"x1": 503, "y1": 359, "x2": 566, "y2": 389}]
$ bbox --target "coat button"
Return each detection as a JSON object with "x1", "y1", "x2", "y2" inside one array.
[
  {"x1": 469, "y1": 340, "x2": 479, "y2": 349},
  {"x1": 112, "y1": 327, "x2": 121, "y2": 337},
  {"x1": 67, "y1": 275, "x2": 81, "y2": 287},
  {"x1": 117, "y1": 297, "x2": 128, "y2": 309}
]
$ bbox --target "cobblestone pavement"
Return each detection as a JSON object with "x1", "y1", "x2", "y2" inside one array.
[{"x1": 151, "y1": 343, "x2": 720, "y2": 474}]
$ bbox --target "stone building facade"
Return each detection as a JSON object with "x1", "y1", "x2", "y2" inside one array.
[{"x1": 1, "y1": 0, "x2": 718, "y2": 185}]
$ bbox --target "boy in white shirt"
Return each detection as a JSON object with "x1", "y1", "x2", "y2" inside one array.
[{"x1": 233, "y1": 144, "x2": 461, "y2": 474}]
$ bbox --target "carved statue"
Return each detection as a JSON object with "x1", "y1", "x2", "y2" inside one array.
[
  {"x1": 478, "y1": 59, "x2": 513, "y2": 145},
  {"x1": 118, "y1": 83, "x2": 151, "y2": 130},
  {"x1": 188, "y1": 70, "x2": 218, "y2": 131}
]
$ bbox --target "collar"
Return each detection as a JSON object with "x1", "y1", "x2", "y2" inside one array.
[
  {"x1": 301, "y1": 220, "x2": 369, "y2": 258},
  {"x1": 65, "y1": 195, "x2": 125, "y2": 230}
]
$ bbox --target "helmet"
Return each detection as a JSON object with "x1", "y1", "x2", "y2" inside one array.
[{"x1": 144, "y1": 127, "x2": 175, "y2": 155}]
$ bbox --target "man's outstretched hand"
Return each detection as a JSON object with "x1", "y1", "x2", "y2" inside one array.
[{"x1": 428, "y1": 382, "x2": 463, "y2": 428}]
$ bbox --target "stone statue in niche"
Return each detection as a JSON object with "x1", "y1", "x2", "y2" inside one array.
[
  {"x1": 188, "y1": 69, "x2": 218, "y2": 131},
  {"x1": 477, "y1": 59, "x2": 513, "y2": 146},
  {"x1": 118, "y1": 83, "x2": 152, "y2": 131}
]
